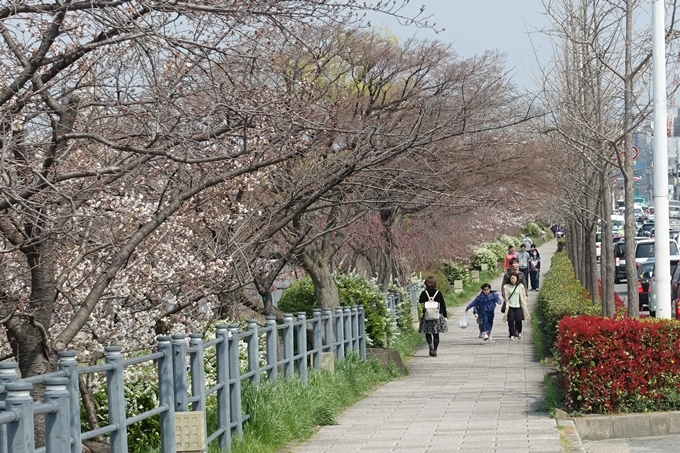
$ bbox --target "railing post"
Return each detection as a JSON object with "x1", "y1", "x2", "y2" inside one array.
[
  {"x1": 358, "y1": 306, "x2": 367, "y2": 360},
  {"x1": 214, "y1": 326, "x2": 231, "y2": 452},
  {"x1": 5, "y1": 381, "x2": 34, "y2": 452},
  {"x1": 385, "y1": 293, "x2": 394, "y2": 317},
  {"x1": 172, "y1": 334, "x2": 188, "y2": 412},
  {"x1": 334, "y1": 307, "x2": 344, "y2": 359},
  {"x1": 0, "y1": 362, "x2": 18, "y2": 452},
  {"x1": 105, "y1": 346, "x2": 128, "y2": 453},
  {"x1": 296, "y1": 312, "x2": 308, "y2": 385},
  {"x1": 227, "y1": 325, "x2": 243, "y2": 437},
  {"x1": 393, "y1": 293, "x2": 401, "y2": 320},
  {"x1": 156, "y1": 336, "x2": 176, "y2": 453},
  {"x1": 246, "y1": 320, "x2": 260, "y2": 385},
  {"x1": 265, "y1": 316, "x2": 278, "y2": 383},
  {"x1": 322, "y1": 308, "x2": 333, "y2": 352},
  {"x1": 312, "y1": 309, "x2": 322, "y2": 370},
  {"x1": 57, "y1": 351, "x2": 81, "y2": 453},
  {"x1": 351, "y1": 306, "x2": 360, "y2": 351},
  {"x1": 283, "y1": 314, "x2": 294, "y2": 378},
  {"x1": 189, "y1": 334, "x2": 206, "y2": 412},
  {"x1": 43, "y1": 377, "x2": 71, "y2": 453},
  {"x1": 343, "y1": 307, "x2": 352, "y2": 353},
  {"x1": 188, "y1": 333, "x2": 207, "y2": 448}
]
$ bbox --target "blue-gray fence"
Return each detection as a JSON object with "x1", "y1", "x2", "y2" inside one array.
[{"x1": 0, "y1": 306, "x2": 366, "y2": 453}]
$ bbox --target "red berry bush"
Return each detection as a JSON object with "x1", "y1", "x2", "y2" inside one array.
[{"x1": 556, "y1": 315, "x2": 680, "y2": 413}]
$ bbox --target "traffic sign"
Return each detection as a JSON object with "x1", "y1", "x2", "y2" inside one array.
[{"x1": 632, "y1": 146, "x2": 638, "y2": 160}]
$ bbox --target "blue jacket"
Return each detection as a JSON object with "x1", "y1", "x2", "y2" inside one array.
[{"x1": 466, "y1": 291, "x2": 501, "y2": 314}]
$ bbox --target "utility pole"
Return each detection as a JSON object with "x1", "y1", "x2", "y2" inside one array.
[{"x1": 653, "y1": 0, "x2": 671, "y2": 318}]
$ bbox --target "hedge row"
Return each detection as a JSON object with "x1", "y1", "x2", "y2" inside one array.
[
  {"x1": 556, "y1": 315, "x2": 680, "y2": 413},
  {"x1": 535, "y1": 251, "x2": 600, "y2": 358}
]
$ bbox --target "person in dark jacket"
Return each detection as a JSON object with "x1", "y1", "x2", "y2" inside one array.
[
  {"x1": 465, "y1": 283, "x2": 502, "y2": 341},
  {"x1": 529, "y1": 244, "x2": 541, "y2": 291},
  {"x1": 501, "y1": 258, "x2": 527, "y2": 288},
  {"x1": 419, "y1": 276, "x2": 448, "y2": 357}
]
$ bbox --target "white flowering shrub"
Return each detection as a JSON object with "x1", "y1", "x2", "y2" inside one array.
[{"x1": 471, "y1": 246, "x2": 499, "y2": 271}]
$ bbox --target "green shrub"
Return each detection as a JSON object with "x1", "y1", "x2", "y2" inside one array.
[
  {"x1": 278, "y1": 272, "x2": 399, "y2": 348},
  {"x1": 535, "y1": 252, "x2": 600, "y2": 358},
  {"x1": 416, "y1": 269, "x2": 450, "y2": 296},
  {"x1": 335, "y1": 272, "x2": 396, "y2": 348},
  {"x1": 388, "y1": 281, "x2": 414, "y2": 331},
  {"x1": 277, "y1": 277, "x2": 316, "y2": 315},
  {"x1": 441, "y1": 259, "x2": 470, "y2": 284},
  {"x1": 523, "y1": 222, "x2": 542, "y2": 237},
  {"x1": 470, "y1": 245, "x2": 499, "y2": 271},
  {"x1": 87, "y1": 364, "x2": 161, "y2": 449},
  {"x1": 498, "y1": 234, "x2": 520, "y2": 249},
  {"x1": 557, "y1": 237, "x2": 566, "y2": 252}
]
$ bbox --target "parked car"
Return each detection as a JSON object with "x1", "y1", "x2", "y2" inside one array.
[
  {"x1": 638, "y1": 260, "x2": 655, "y2": 312},
  {"x1": 595, "y1": 232, "x2": 601, "y2": 260}
]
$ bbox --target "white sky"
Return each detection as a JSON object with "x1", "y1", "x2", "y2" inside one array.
[{"x1": 372, "y1": 0, "x2": 551, "y2": 92}]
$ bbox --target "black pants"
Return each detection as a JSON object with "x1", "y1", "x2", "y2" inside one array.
[
  {"x1": 507, "y1": 307, "x2": 523, "y2": 337},
  {"x1": 426, "y1": 333, "x2": 440, "y2": 350}
]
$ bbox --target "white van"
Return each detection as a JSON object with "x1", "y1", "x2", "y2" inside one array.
[{"x1": 611, "y1": 215, "x2": 625, "y2": 236}]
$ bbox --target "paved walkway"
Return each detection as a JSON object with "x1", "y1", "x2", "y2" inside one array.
[{"x1": 291, "y1": 239, "x2": 563, "y2": 453}]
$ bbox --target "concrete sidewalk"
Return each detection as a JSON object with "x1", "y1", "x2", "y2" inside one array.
[{"x1": 289, "y1": 240, "x2": 563, "y2": 453}]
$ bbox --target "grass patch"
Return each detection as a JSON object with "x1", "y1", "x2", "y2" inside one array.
[
  {"x1": 391, "y1": 328, "x2": 424, "y2": 364},
  {"x1": 538, "y1": 372, "x2": 562, "y2": 416},
  {"x1": 222, "y1": 353, "x2": 399, "y2": 453}
]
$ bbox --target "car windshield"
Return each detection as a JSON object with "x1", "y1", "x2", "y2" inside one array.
[
  {"x1": 635, "y1": 241, "x2": 680, "y2": 258},
  {"x1": 642, "y1": 224, "x2": 654, "y2": 231},
  {"x1": 596, "y1": 233, "x2": 601, "y2": 242},
  {"x1": 640, "y1": 262, "x2": 654, "y2": 276}
]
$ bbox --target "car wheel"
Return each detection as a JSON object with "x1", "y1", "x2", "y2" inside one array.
[
  {"x1": 615, "y1": 277, "x2": 621, "y2": 284},
  {"x1": 651, "y1": 310, "x2": 656, "y2": 318}
]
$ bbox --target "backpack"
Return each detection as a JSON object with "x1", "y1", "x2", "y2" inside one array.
[{"x1": 424, "y1": 290, "x2": 440, "y2": 320}]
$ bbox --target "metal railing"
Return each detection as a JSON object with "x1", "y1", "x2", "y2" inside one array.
[{"x1": 0, "y1": 306, "x2": 366, "y2": 453}]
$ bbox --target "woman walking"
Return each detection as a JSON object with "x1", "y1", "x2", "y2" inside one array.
[
  {"x1": 502, "y1": 273, "x2": 530, "y2": 340},
  {"x1": 419, "y1": 276, "x2": 448, "y2": 357},
  {"x1": 529, "y1": 244, "x2": 541, "y2": 291}
]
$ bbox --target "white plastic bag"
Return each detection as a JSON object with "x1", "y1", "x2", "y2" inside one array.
[{"x1": 458, "y1": 312, "x2": 469, "y2": 329}]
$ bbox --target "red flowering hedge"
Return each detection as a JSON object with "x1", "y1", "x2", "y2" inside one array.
[{"x1": 556, "y1": 315, "x2": 680, "y2": 413}]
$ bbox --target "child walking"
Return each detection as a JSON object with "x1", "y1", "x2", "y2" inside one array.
[{"x1": 465, "y1": 283, "x2": 502, "y2": 341}]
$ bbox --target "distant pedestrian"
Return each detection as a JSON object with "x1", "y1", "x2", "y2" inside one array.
[
  {"x1": 541, "y1": 230, "x2": 547, "y2": 243},
  {"x1": 529, "y1": 244, "x2": 541, "y2": 291},
  {"x1": 516, "y1": 244, "x2": 530, "y2": 284},
  {"x1": 418, "y1": 276, "x2": 448, "y2": 357},
  {"x1": 522, "y1": 235, "x2": 533, "y2": 250},
  {"x1": 503, "y1": 273, "x2": 530, "y2": 340},
  {"x1": 502, "y1": 245, "x2": 517, "y2": 272},
  {"x1": 465, "y1": 283, "x2": 502, "y2": 342}
]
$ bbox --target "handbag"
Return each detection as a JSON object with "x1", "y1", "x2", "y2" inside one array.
[
  {"x1": 502, "y1": 285, "x2": 518, "y2": 313},
  {"x1": 423, "y1": 290, "x2": 440, "y2": 320}
]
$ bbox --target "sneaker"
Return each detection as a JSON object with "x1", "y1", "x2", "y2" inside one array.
[
  {"x1": 478, "y1": 332, "x2": 484, "y2": 338},
  {"x1": 510, "y1": 336, "x2": 517, "y2": 340},
  {"x1": 483, "y1": 332, "x2": 489, "y2": 341},
  {"x1": 518, "y1": 333, "x2": 523, "y2": 339}
]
